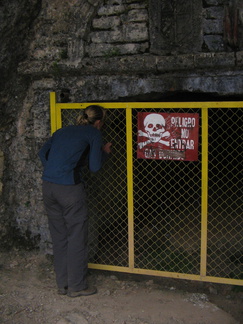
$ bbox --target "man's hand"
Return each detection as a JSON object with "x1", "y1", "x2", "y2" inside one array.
[{"x1": 103, "y1": 142, "x2": 112, "y2": 154}]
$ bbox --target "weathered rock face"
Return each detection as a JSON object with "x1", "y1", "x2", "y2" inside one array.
[{"x1": 0, "y1": 0, "x2": 242, "y2": 251}]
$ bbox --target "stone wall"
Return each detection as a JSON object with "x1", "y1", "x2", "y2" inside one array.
[
  {"x1": 0, "y1": 0, "x2": 243, "y2": 251},
  {"x1": 0, "y1": 151, "x2": 3, "y2": 194}
]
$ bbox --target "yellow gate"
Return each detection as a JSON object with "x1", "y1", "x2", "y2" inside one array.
[{"x1": 50, "y1": 92, "x2": 243, "y2": 286}]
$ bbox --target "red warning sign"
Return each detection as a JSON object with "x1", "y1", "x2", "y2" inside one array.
[{"x1": 137, "y1": 112, "x2": 199, "y2": 161}]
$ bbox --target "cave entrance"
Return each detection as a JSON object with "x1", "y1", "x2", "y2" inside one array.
[{"x1": 49, "y1": 92, "x2": 243, "y2": 286}]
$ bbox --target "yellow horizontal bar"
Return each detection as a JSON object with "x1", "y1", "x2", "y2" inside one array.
[
  {"x1": 129, "y1": 268, "x2": 202, "y2": 281},
  {"x1": 56, "y1": 103, "x2": 129, "y2": 109},
  {"x1": 89, "y1": 264, "x2": 243, "y2": 286},
  {"x1": 55, "y1": 101, "x2": 243, "y2": 109},
  {"x1": 88, "y1": 263, "x2": 131, "y2": 273}
]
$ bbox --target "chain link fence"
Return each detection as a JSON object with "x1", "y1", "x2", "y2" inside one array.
[{"x1": 51, "y1": 93, "x2": 242, "y2": 285}]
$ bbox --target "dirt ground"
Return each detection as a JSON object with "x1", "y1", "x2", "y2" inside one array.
[{"x1": 0, "y1": 250, "x2": 242, "y2": 324}]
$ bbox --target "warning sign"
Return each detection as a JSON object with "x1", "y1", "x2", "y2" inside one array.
[{"x1": 137, "y1": 112, "x2": 199, "y2": 161}]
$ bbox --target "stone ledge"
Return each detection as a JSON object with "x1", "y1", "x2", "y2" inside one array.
[
  {"x1": 156, "y1": 55, "x2": 194, "y2": 72},
  {"x1": 236, "y1": 51, "x2": 243, "y2": 65},
  {"x1": 0, "y1": 150, "x2": 3, "y2": 195},
  {"x1": 86, "y1": 42, "x2": 149, "y2": 57},
  {"x1": 18, "y1": 52, "x2": 242, "y2": 76},
  {"x1": 194, "y1": 52, "x2": 235, "y2": 67}
]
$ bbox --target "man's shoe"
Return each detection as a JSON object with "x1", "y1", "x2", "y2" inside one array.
[
  {"x1": 57, "y1": 287, "x2": 68, "y2": 295},
  {"x1": 67, "y1": 286, "x2": 97, "y2": 297}
]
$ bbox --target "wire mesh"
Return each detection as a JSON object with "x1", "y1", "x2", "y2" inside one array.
[
  {"x1": 132, "y1": 107, "x2": 201, "y2": 274},
  {"x1": 207, "y1": 108, "x2": 243, "y2": 280},
  {"x1": 57, "y1": 101, "x2": 242, "y2": 285}
]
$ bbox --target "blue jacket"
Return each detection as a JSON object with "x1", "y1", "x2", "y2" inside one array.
[{"x1": 38, "y1": 125, "x2": 107, "y2": 185}]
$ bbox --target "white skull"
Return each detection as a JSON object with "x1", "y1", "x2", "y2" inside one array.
[{"x1": 144, "y1": 113, "x2": 166, "y2": 143}]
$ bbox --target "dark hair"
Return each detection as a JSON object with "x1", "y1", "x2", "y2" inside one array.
[{"x1": 76, "y1": 105, "x2": 106, "y2": 125}]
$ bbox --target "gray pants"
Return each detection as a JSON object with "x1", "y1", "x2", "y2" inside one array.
[{"x1": 42, "y1": 181, "x2": 88, "y2": 292}]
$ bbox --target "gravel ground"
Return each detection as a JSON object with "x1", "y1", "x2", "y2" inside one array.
[{"x1": 0, "y1": 250, "x2": 242, "y2": 324}]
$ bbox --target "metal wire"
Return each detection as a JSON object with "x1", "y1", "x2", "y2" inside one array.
[{"x1": 50, "y1": 93, "x2": 243, "y2": 285}]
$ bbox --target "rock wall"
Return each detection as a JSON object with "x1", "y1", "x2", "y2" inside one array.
[{"x1": 0, "y1": 0, "x2": 243, "y2": 251}]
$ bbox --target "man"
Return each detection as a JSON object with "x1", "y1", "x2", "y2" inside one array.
[{"x1": 39, "y1": 105, "x2": 112, "y2": 297}]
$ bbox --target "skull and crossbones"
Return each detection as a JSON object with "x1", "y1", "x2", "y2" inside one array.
[{"x1": 138, "y1": 113, "x2": 170, "y2": 149}]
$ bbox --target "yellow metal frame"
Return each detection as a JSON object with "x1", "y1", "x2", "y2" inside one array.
[{"x1": 50, "y1": 92, "x2": 243, "y2": 286}]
